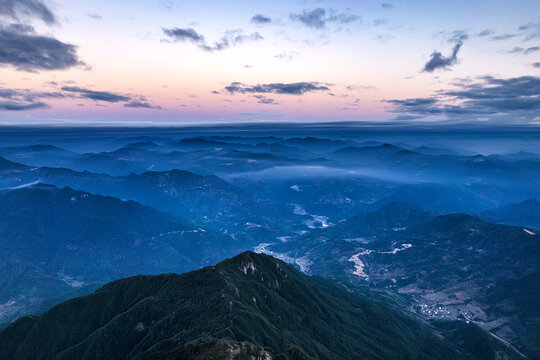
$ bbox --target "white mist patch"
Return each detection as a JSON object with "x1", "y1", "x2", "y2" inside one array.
[
  {"x1": 58, "y1": 274, "x2": 85, "y2": 288},
  {"x1": 254, "y1": 243, "x2": 312, "y2": 274},
  {"x1": 383, "y1": 243, "x2": 412, "y2": 254},
  {"x1": 290, "y1": 184, "x2": 301, "y2": 192},
  {"x1": 295, "y1": 257, "x2": 313, "y2": 273},
  {"x1": 1, "y1": 180, "x2": 42, "y2": 190},
  {"x1": 291, "y1": 204, "x2": 332, "y2": 229},
  {"x1": 343, "y1": 237, "x2": 369, "y2": 243},
  {"x1": 523, "y1": 229, "x2": 536, "y2": 235},
  {"x1": 349, "y1": 253, "x2": 368, "y2": 279},
  {"x1": 349, "y1": 244, "x2": 413, "y2": 278},
  {"x1": 292, "y1": 204, "x2": 307, "y2": 216}
]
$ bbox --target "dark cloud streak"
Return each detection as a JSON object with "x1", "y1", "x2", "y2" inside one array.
[
  {"x1": 386, "y1": 76, "x2": 540, "y2": 123},
  {"x1": 0, "y1": 24, "x2": 82, "y2": 72},
  {"x1": 290, "y1": 8, "x2": 360, "y2": 29},
  {"x1": 162, "y1": 27, "x2": 262, "y2": 52},
  {"x1": 124, "y1": 101, "x2": 161, "y2": 109},
  {"x1": 0, "y1": 0, "x2": 57, "y2": 24},
  {"x1": 224, "y1": 82, "x2": 330, "y2": 95},
  {"x1": 0, "y1": 100, "x2": 48, "y2": 110},
  {"x1": 508, "y1": 46, "x2": 540, "y2": 55},
  {"x1": 423, "y1": 41, "x2": 463, "y2": 72},
  {"x1": 251, "y1": 14, "x2": 271, "y2": 24},
  {"x1": 61, "y1": 86, "x2": 130, "y2": 102}
]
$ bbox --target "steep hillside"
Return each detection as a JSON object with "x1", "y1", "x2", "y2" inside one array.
[{"x1": 0, "y1": 252, "x2": 507, "y2": 360}]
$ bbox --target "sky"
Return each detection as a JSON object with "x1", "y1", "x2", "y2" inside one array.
[{"x1": 0, "y1": 0, "x2": 539, "y2": 126}]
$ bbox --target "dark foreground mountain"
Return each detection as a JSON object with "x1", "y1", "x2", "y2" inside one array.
[
  {"x1": 0, "y1": 184, "x2": 236, "y2": 325},
  {"x1": 269, "y1": 203, "x2": 540, "y2": 358},
  {"x1": 0, "y1": 252, "x2": 518, "y2": 360}
]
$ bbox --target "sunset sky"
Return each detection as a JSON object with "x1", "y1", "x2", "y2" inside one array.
[{"x1": 1, "y1": 0, "x2": 539, "y2": 125}]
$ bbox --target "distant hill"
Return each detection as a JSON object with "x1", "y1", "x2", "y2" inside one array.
[
  {"x1": 270, "y1": 203, "x2": 540, "y2": 358},
  {"x1": 482, "y1": 199, "x2": 540, "y2": 228},
  {"x1": 332, "y1": 143, "x2": 405, "y2": 159},
  {"x1": 0, "y1": 252, "x2": 515, "y2": 360},
  {"x1": 0, "y1": 145, "x2": 77, "y2": 168},
  {"x1": 322, "y1": 202, "x2": 433, "y2": 239},
  {"x1": 0, "y1": 159, "x2": 298, "y2": 243},
  {"x1": 0, "y1": 184, "x2": 235, "y2": 325}
]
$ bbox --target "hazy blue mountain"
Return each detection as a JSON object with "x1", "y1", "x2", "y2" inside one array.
[
  {"x1": 482, "y1": 199, "x2": 540, "y2": 228},
  {"x1": 0, "y1": 184, "x2": 237, "y2": 325},
  {"x1": 0, "y1": 159, "x2": 304, "y2": 243},
  {"x1": 488, "y1": 151, "x2": 540, "y2": 162},
  {"x1": 332, "y1": 143, "x2": 406, "y2": 159},
  {"x1": 0, "y1": 145, "x2": 78, "y2": 169}
]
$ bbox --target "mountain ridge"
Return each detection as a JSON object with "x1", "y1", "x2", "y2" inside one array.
[{"x1": 0, "y1": 251, "x2": 499, "y2": 360}]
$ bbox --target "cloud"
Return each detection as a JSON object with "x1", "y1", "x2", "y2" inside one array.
[
  {"x1": 163, "y1": 27, "x2": 203, "y2": 42},
  {"x1": 61, "y1": 86, "x2": 130, "y2": 102},
  {"x1": 291, "y1": 8, "x2": 326, "y2": 29},
  {"x1": 0, "y1": 24, "x2": 82, "y2": 71},
  {"x1": 327, "y1": 12, "x2": 361, "y2": 24},
  {"x1": 251, "y1": 14, "x2": 271, "y2": 24},
  {"x1": 524, "y1": 33, "x2": 540, "y2": 41},
  {"x1": 0, "y1": 86, "x2": 63, "y2": 99},
  {"x1": 0, "y1": 85, "x2": 158, "y2": 111},
  {"x1": 381, "y1": 3, "x2": 393, "y2": 9},
  {"x1": 0, "y1": 85, "x2": 66, "y2": 110},
  {"x1": 374, "y1": 33, "x2": 393, "y2": 43},
  {"x1": 0, "y1": 87, "x2": 57, "y2": 110},
  {"x1": 60, "y1": 86, "x2": 158, "y2": 109},
  {"x1": 124, "y1": 101, "x2": 161, "y2": 109},
  {"x1": 387, "y1": 98, "x2": 437, "y2": 107},
  {"x1": 86, "y1": 13, "x2": 103, "y2": 20},
  {"x1": 346, "y1": 84, "x2": 376, "y2": 91},
  {"x1": 490, "y1": 33, "x2": 518, "y2": 41},
  {"x1": 386, "y1": 76, "x2": 540, "y2": 123},
  {"x1": 518, "y1": 23, "x2": 540, "y2": 31},
  {"x1": 518, "y1": 22, "x2": 540, "y2": 41},
  {"x1": 223, "y1": 82, "x2": 330, "y2": 95},
  {"x1": 0, "y1": 0, "x2": 57, "y2": 24},
  {"x1": 253, "y1": 95, "x2": 277, "y2": 104},
  {"x1": 162, "y1": 27, "x2": 262, "y2": 52},
  {"x1": 274, "y1": 51, "x2": 297, "y2": 60},
  {"x1": 445, "y1": 76, "x2": 540, "y2": 100},
  {"x1": 290, "y1": 8, "x2": 360, "y2": 29},
  {"x1": 532, "y1": 62, "x2": 540, "y2": 68},
  {"x1": 508, "y1": 46, "x2": 540, "y2": 55},
  {"x1": 423, "y1": 41, "x2": 463, "y2": 72},
  {"x1": 448, "y1": 30, "x2": 468, "y2": 42},
  {"x1": 476, "y1": 29, "x2": 494, "y2": 37},
  {"x1": 0, "y1": 100, "x2": 48, "y2": 110}
]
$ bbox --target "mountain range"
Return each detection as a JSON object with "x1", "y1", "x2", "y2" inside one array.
[{"x1": 1, "y1": 131, "x2": 539, "y2": 359}]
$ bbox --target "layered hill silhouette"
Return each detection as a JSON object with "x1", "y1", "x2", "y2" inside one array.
[{"x1": 0, "y1": 184, "x2": 237, "y2": 325}]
